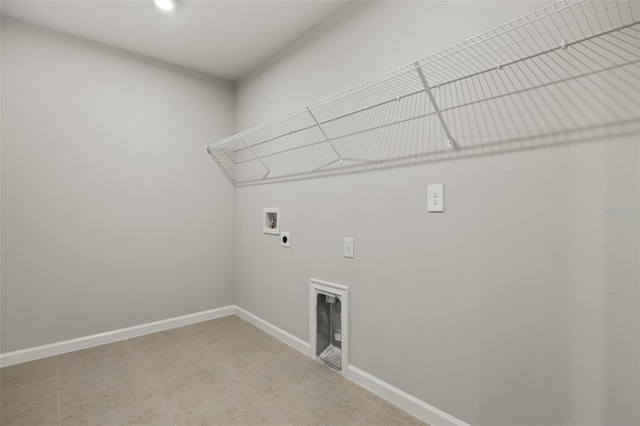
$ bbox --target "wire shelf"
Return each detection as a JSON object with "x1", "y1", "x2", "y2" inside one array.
[{"x1": 207, "y1": 0, "x2": 640, "y2": 186}]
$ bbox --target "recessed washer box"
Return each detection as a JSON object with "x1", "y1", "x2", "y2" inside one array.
[{"x1": 263, "y1": 208, "x2": 279, "y2": 234}]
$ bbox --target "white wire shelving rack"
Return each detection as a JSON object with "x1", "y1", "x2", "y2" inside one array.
[{"x1": 207, "y1": 0, "x2": 640, "y2": 186}]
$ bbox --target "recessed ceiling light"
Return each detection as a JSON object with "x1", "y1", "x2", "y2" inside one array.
[{"x1": 154, "y1": 0, "x2": 176, "y2": 11}]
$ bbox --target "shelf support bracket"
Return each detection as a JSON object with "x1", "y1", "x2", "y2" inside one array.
[
  {"x1": 307, "y1": 107, "x2": 343, "y2": 161},
  {"x1": 415, "y1": 63, "x2": 458, "y2": 150},
  {"x1": 239, "y1": 136, "x2": 271, "y2": 180},
  {"x1": 206, "y1": 147, "x2": 236, "y2": 186}
]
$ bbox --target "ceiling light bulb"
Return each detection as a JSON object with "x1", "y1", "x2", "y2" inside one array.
[{"x1": 155, "y1": 0, "x2": 176, "y2": 11}]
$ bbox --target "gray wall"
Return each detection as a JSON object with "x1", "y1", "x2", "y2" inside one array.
[
  {"x1": 1, "y1": 18, "x2": 236, "y2": 352},
  {"x1": 235, "y1": 2, "x2": 639, "y2": 425}
]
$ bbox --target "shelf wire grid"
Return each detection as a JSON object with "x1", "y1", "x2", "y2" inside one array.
[{"x1": 207, "y1": 0, "x2": 640, "y2": 186}]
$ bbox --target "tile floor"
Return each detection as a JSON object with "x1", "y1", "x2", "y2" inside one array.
[{"x1": 0, "y1": 315, "x2": 429, "y2": 425}]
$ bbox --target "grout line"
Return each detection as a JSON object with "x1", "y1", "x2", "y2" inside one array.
[
  {"x1": 64, "y1": 317, "x2": 403, "y2": 425},
  {"x1": 8, "y1": 318, "x2": 426, "y2": 426},
  {"x1": 133, "y1": 323, "x2": 246, "y2": 423},
  {"x1": 126, "y1": 341, "x2": 177, "y2": 426},
  {"x1": 185, "y1": 318, "x2": 293, "y2": 425},
  {"x1": 55, "y1": 356, "x2": 61, "y2": 425},
  {"x1": 235, "y1": 354, "x2": 375, "y2": 426},
  {"x1": 320, "y1": 369, "x2": 391, "y2": 425},
  {"x1": 309, "y1": 370, "x2": 379, "y2": 426},
  {"x1": 182, "y1": 326, "x2": 274, "y2": 421},
  {"x1": 248, "y1": 331, "x2": 381, "y2": 426},
  {"x1": 214, "y1": 327, "x2": 340, "y2": 425},
  {"x1": 221, "y1": 360, "x2": 293, "y2": 426},
  {"x1": 184, "y1": 325, "x2": 218, "y2": 351}
]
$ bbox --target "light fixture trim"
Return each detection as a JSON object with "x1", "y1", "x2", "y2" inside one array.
[{"x1": 154, "y1": 0, "x2": 176, "y2": 11}]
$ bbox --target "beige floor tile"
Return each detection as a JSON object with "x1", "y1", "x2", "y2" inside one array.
[
  {"x1": 181, "y1": 316, "x2": 244, "y2": 338},
  {"x1": 215, "y1": 338, "x2": 290, "y2": 372},
  {"x1": 159, "y1": 380, "x2": 246, "y2": 422},
  {"x1": 276, "y1": 346, "x2": 329, "y2": 373},
  {"x1": 127, "y1": 327, "x2": 193, "y2": 356},
  {"x1": 353, "y1": 402, "x2": 430, "y2": 426},
  {"x1": 144, "y1": 355, "x2": 237, "y2": 393},
  {"x1": 0, "y1": 378, "x2": 59, "y2": 426},
  {"x1": 345, "y1": 383, "x2": 388, "y2": 406},
  {"x1": 309, "y1": 366, "x2": 388, "y2": 406},
  {"x1": 2, "y1": 317, "x2": 427, "y2": 426},
  {"x1": 185, "y1": 316, "x2": 273, "y2": 348},
  {"x1": 235, "y1": 353, "x2": 327, "y2": 403},
  {"x1": 173, "y1": 386, "x2": 289, "y2": 426},
  {"x1": 271, "y1": 376, "x2": 374, "y2": 426},
  {"x1": 60, "y1": 396, "x2": 173, "y2": 426},
  {"x1": 0, "y1": 357, "x2": 57, "y2": 390},
  {"x1": 117, "y1": 397, "x2": 175, "y2": 426},
  {"x1": 152, "y1": 359, "x2": 245, "y2": 417},
  {"x1": 313, "y1": 363, "x2": 354, "y2": 387},
  {"x1": 58, "y1": 341, "x2": 132, "y2": 366},
  {"x1": 59, "y1": 377, "x2": 154, "y2": 425},
  {"x1": 58, "y1": 356, "x2": 146, "y2": 392},
  {"x1": 103, "y1": 396, "x2": 174, "y2": 426},
  {"x1": 135, "y1": 339, "x2": 212, "y2": 370},
  {"x1": 57, "y1": 342, "x2": 145, "y2": 391}
]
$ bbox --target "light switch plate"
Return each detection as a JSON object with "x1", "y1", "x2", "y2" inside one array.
[
  {"x1": 344, "y1": 237, "x2": 354, "y2": 258},
  {"x1": 428, "y1": 184, "x2": 444, "y2": 212}
]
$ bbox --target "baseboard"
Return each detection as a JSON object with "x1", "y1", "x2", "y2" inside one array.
[
  {"x1": 0, "y1": 305, "x2": 235, "y2": 367},
  {"x1": 235, "y1": 306, "x2": 468, "y2": 426},
  {"x1": 1, "y1": 305, "x2": 469, "y2": 426},
  {"x1": 347, "y1": 365, "x2": 470, "y2": 426},
  {"x1": 233, "y1": 305, "x2": 311, "y2": 356}
]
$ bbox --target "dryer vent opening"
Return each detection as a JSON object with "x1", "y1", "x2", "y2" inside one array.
[{"x1": 316, "y1": 293, "x2": 342, "y2": 370}]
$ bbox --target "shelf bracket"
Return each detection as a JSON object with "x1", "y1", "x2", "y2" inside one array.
[
  {"x1": 415, "y1": 63, "x2": 458, "y2": 150},
  {"x1": 239, "y1": 136, "x2": 271, "y2": 180},
  {"x1": 307, "y1": 107, "x2": 343, "y2": 161},
  {"x1": 206, "y1": 147, "x2": 236, "y2": 185}
]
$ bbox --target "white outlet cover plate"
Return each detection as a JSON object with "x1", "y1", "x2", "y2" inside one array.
[
  {"x1": 281, "y1": 232, "x2": 290, "y2": 248},
  {"x1": 428, "y1": 184, "x2": 444, "y2": 212},
  {"x1": 344, "y1": 237, "x2": 354, "y2": 258}
]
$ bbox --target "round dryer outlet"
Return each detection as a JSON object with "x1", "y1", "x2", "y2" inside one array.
[{"x1": 280, "y1": 232, "x2": 290, "y2": 248}]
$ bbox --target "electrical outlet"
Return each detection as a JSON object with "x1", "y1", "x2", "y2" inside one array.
[
  {"x1": 344, "y1": 237, "x2": 354, "y2": 258},
  {"x1": 281, "y1": 232, "x2": 290, "y2": 248},
  {"x1": 428, "y1": 184, "x2": 444, "y2": 212}
]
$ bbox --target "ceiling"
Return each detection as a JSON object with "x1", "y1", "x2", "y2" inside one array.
[{"x1": 0, "y1": 0, "x2": 349, "y2": 81}]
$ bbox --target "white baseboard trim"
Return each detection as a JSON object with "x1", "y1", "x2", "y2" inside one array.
[
  {"x1": 1, "y1": 305, "x2": 468, "y2": 426},
  {"x1": 233, "y1": 305, "x2": 311, "y2": 356},
  {"x1": 347, "y1": 365, "x2": 470, "y2": 426},
  {"x1": 235, "y1": 306, "x2": 468, "y2": 426},
  {"x1": 0, "y1": 305, "x2": 235, "y2": 367}
]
